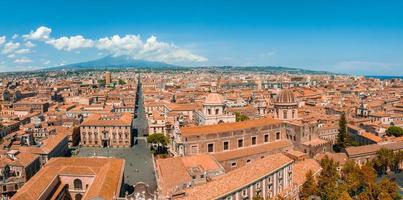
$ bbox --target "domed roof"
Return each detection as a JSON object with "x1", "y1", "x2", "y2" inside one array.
[
  {"x1": 275, "y1": 89, "x2": 296, "y2": 104},
  {"x1": 204, "y1": 93, "x2": 225, "y2": 105}
]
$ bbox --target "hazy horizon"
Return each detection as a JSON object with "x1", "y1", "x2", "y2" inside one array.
[{"x1": 1, "y1": 0, "x2": 403, "y2": 76}]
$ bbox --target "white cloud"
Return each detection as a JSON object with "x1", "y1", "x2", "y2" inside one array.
[
  {"x1": 15, "y1": 48, "x2": 31, "y2": 54},
  {"x1": 46, "y1": 35, "x2": 94, "y2": 51},
  {"x1": 23, "y1": 26, "x2": 52, "y2": 41},
  {"x1": 2, "y1": 42, "x2": 20, "y2": 54},
  {"x1": 24, "y1": 41, "x2": 35, "y2": 48},
  {"x1": 7, "y1": 54, "x2": 15, "y2": 58},
  {"x1": 43, "y1": 60, "x2": 50, "y2": 65},
  {"x1": 10, "y1": 26, "x2": 207, "y2": 68},
  {"x1": 96, "y1": 35, "x2": 207, "y2": 62},
  {"x1": 96, "y1": 34, "x2": 143, "y2": 54},
  {"x1": 0, "y1": 36, "x2": 5, "y2": 45},
  {"x1": 12, "y1": 34, "x2": 19, "y2": 39},
  {"x1": 14, "y1": 58, "x2": 32, "y2": 64}
]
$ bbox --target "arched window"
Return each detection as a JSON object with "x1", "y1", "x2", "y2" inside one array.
[
  {"x1": 292, "y1": 110, "x2": 295, "y2": 118},
  {"x1": 215, "y1": 109, "x2": 219, "y2": 115},
  {"x1": 283, "y1": 110, "x2": 288, "y2": 119},
  {"x1": 73, "y1": 179, "x2": 83, "y2": 190}
]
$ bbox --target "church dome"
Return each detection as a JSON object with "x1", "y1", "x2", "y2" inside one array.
[
  {"x1": 275, "y1": 89, "x2": 296, "y2": 104},
  {"x1": 204, "y1": 93, "x2": 225, "y2": 105}
]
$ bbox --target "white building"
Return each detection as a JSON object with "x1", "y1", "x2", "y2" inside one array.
[{"x1": 195, "y1": 92, "x2": 236, "y2": 125}]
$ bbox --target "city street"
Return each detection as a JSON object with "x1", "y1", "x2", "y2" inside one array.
[{"x1": 76, "y1": 79, "x2": 157, "y2": 192}]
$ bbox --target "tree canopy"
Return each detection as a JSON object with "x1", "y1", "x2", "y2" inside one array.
[
  {"x1": 301, "y1": 155, "x2": 400, "y2": 200},
  {"x1": 335, "y1": 112, "x2": 348, "y2": 152},
  {"x1": 385, "y1": 126, "x2": 403, "y2": 137},
  {"x1": 235, "y1": 112, "x2": 249, "y2": 122},
  {"x1": 147, "y1": 133, "x2": 169, "y2": 146},
  {"x1": 147, "y1": 133, "x2": 169, "y2": 154}
]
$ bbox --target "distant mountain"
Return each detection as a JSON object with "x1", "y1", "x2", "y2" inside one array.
[
  {"x1": 44, "y1": 55, "x2": 335, "y2": 75},
  {"x1": 211, "y1": 66, "x2": 334, "y2": 75},
  {"x1": 46, "y1": 55, "x2": 179, "y2": 70}
]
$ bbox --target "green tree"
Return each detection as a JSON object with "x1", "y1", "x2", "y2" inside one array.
[
  {"x1": 376, "y1": 178, "x2": 399, "y2": 200},
  {"x1": 300, "y1": 170, "x2": 318, "y2": 200},
  {"x1": 391, "y1": 150, "x2": 403, "y2": 173},
  {"x1": 235, "y1": 112, "x2": 249, "y2": 122},
  {"x1": 317, "y1": 156, "x2": 340, "y2": 200},
  {"x1": 118, "y1": 79, "x2": 126, "y2": 85},
  {"x1": 341, "y1": 160, "x2": 362, "y2": 197},
  {"x1": 373, "y1": 148, "x2": 395, "y2": 175},
  {"x1": 385, "y1": 126, "x2": 403, "y2": 137},
  {"x1": 98, "y1": 79, "x2": 106, "y2": 86},
  {"x1": 339, "y1": 191, "x2": 353, "y2": 200},
  {"x1": 335, "y1": 112, "x2": 348, "y2": 152},
  {"x1": 147, "y1": 133, "x2": 169, "y2": 154}
]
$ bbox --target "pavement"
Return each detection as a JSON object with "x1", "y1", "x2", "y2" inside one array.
[{"x1": 75, "y1": 80, "x2": 157, "y2": 192}]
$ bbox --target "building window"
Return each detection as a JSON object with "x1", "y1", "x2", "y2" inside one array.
[
  {"x1": 292, "y1": 110, "x2": 295, "y2": 118},
  {"x1": 242, "y1": 189, "x2": 248, "y2": 197},
  {"x1": 208, "y1": 109, "x2": 211, "y2": 115},
  {"x1": 276, "y1": 132, "x2": 280, "y2": 140},
  {"x1": 283, "y1": 110, "x2": 288, "y2": 119},
  {"x1": 223, "y1": 141, "x2": 229, "y2": 151},
  {"x1": 191, "y1": 145, "x2": 198, "y2": 154},
  {"x1": 238, "y1": 139, "x2": 244, "y2": 148},
  {"x1": 251, "y1": 136, "x2": 257, "y2": 145},
  {"x1": 215, "y1": 109, "x2": 219, "y2": 115},
  {"x1": 207, "y1": 143, "x2": 214, "y2": 153},
  {"x1": 264, "y1": 134, "x2": 269, "y2": 142},
  {"x1": 73, "y1": 179, "x2": 83, "y2": 190},
  {"x1": 231, "y1": 162, "x2": 237, "y2": 167}
]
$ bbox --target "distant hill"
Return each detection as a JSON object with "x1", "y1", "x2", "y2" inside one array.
[
  {"x1": 44, "y1": 55, "x2": 335, "y2": 75},
  {"x1": 211, "y1": 66, "x2": 334, "y2": 75},
  {"x1": 46, "y1": 55, "x2": 179, "y2": 70}
]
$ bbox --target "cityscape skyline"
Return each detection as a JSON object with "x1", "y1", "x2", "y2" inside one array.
[{"x1": 1, "y1": 0, "x2": 403, "y2": 75}]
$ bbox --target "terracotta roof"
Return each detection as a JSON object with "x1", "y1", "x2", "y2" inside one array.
[
  {"x1": 156, "y1": 154, "x2": 223, "y2": 197},
  {"x1": 166, "y1": 103, "x2": 200, "y2": 111},
  {"x1": 292, "y1": 159, "x2": 321, "y2": 187},
  {"x1": 81, "y1": 113, "x2": 132, "y2": 127},
  {"x1": 179, "y1": 153, "x2": 293, "y2": 200},
  {"x1": 345, "y1": 141, "x2": 403, "y2": 157},
  {"x1": 212, "y1": 140, "x2": 292, "y2": 162},
  {"x1": 360, "y1": 132, "x2": 382, "y2": 143},
  {"x1": 181, "y1": 117, "x2": 282, "y2": 136},
  {"x1": 275, "y1": 89, "x2": 296, "y2": 104},
  {"x1": 302, "y1": 138, "x2": 330, "y2": 147},
  {"x1": 12, "y1": 157, "x2": 125, "y2": 200},
  {"x1": 204, "y1": 93, "x2": 225, "y2": 105},
  {"x1": 314, "y1": 152, "x2": 348, "y2": 166}
]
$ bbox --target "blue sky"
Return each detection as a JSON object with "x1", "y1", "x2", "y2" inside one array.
[{"x1": 0, "y1": 0, "x2": 403, "y2": 75}]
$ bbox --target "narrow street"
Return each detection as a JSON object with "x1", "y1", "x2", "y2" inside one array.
[{"x1": 76, "y1": 75, "x2": 157, "y2": 192}]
